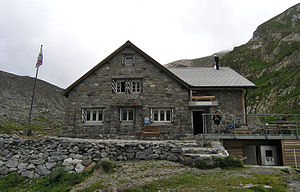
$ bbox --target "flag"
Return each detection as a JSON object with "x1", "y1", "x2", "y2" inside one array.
[{"x1": 36, "y1": 45, "x2": 43, "y2": 68}]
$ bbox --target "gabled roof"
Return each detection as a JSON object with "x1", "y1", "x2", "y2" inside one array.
[
  {"x1": 62, "y1": 41, "x2": 189, "y2": 96},
  {"x1": 169, "y1": 67, "x2": 256, "y2": 88}
]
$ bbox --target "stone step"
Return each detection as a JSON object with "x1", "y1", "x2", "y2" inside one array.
[
  {"x1": 182, "y1": 147, "x2": 214, "y2": 154},
  {"x1": 184, "y1": 153, "x2": 225, "y2": 159}
]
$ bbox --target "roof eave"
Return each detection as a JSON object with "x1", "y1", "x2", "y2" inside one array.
[{"x1": 189, "y1": 85, "x2": 257, "y2": 89}]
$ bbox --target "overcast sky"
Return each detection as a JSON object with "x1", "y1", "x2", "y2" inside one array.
[{"x1": 0, "y1": 0, "x2": 299, "y2": 88}]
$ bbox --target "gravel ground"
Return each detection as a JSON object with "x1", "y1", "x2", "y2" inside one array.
[{"x1": 71, "y1": 160, "x2": 300, "y2": 192}]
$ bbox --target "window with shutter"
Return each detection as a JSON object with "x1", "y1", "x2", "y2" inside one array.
[{"x1": 81, "y1": 108, "x2": 104, "y2": 124}]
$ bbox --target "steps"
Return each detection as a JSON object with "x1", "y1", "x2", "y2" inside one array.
[{"x1": 177, "y1": 140, "x2": 229, "y2": 160}]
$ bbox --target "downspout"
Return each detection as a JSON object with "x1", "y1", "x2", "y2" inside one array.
[{"x1": 244, "y1": 89, "x2": 248, "y2": 125}]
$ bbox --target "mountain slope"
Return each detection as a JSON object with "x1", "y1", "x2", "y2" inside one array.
[
  {"x1": 167, "y1": 3, "x2": 300, "y2": 114},
  {"x1": 165, "y1": 50, "x2": 229, "y2": 68},
  {"x1": 220, "y1": 3, "x2": 300, "y2": 114},
  {"x1": 0, "y1": 70, "x2": 67, "y2": 135}
]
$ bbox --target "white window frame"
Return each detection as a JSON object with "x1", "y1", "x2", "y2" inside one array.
[
  {"x1": 152, "y1": 109, "x2": 172, "y2": 122},
  {"x1": 131, "y1": 80, "x2": 141, "y2": 93},
  {"x1": 113, "y1": 79, "x2": 142, "y2": 94},
  {"x1": 82, "y1": 108, "x2": 104, "y2": 124},
  {"x1": 120, "y1": 108, "x2": 134, "y2": 122},
  {"x1": 116, "y1": 80, "x2": 126, "y2": 93}
]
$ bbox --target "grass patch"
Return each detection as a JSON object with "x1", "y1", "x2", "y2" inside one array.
[
  {"x1": 123, "y1": 171, "x2": 288, "y2": 192},
  {"x1": 0, "y1": 167, "x2": 92, "y2": 192},
  {"x1": 94, "y1": 160, "x2": 118, "y2": 173},
  {"x1": 0, "y1": 173, "x2": 26, "y2": 191},
  {"x1": 0, "y1": 114, "x2": 62, "y2": 136},
  {"x1": 214, "y1": 156, "x2": 244, "y2": 169}
]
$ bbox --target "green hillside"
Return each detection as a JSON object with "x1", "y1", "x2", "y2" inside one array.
[{"x1": 221, "y1": 3, "x2": 300, "y2": 114}]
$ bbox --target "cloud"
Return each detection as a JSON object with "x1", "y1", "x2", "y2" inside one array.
[{"x1": 0, "y1": 0, "x2": 299, "y2": 88}]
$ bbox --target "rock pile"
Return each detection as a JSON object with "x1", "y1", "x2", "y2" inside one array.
[{"x1": 0, "y1": 134, "x2": 228, "y2": 178}]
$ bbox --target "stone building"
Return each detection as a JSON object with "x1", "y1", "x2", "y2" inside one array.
[{"x1": 62, "y1": 41, "x2": 256, "y2": 139}]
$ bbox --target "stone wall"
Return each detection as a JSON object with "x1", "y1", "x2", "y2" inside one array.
[{"x1": 0, "y1": 134, "x2": 228, "y2": 178}]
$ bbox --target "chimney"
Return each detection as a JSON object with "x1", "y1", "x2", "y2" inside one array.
[{"x1": 214, "y1": 54, "x2": 219, "y2": 70}]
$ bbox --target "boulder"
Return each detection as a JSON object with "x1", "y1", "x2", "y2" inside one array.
[
  {"x1": 75, "y1": 163, "x2": 85, "y2": 173},
  {"x1": 35, "y1": 165, "x2": 51, "y2": 176},
  {"x1": 27, "y1": 164, "x2": 36, "y2": 170},
  {"x1": 21, "y1": 170, "x2": 35, "y2": 178},
  {"x1": 6, "y1": 158, "x2": 18, "y2": 168},
  {"x1": 136, "y1": 152, "x2": 146, "y2": 160},
  {"x1": 17, "y1": 163, "x2": 28, "y2": 173},
  {"x1": 45, "y1": 162, "x2": 56, "y2": 170},
  {"x1": 146, "y1": 154, "x2": 159, "y2": 160},
  {"x1": 64, "y1": 165, "x2": 74, "y2": 172},
  {"x1": 167, "y1": 154, "x2": 178, "y2": 161}
]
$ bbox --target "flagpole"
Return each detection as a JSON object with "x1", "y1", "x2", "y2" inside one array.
[{"x1": 25, "y1": 45, "x2": 43, "y2": 136}]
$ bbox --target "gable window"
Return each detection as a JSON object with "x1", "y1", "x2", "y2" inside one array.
[
  {"x1": 112, "y1": 79, "x2": 142, "y2": 93},
  {"x1": 123, "y1": 54, "x2": 134, "y2": 66},
  {"x1": 120, "y1": 108, "x2": 134, "y2": 121},
  {"x1": 82, "y1": 108, "x2": 104, "y2": 123},
  {"x1": 151, "y1": 109, "x2": 173, "y2": 122}
]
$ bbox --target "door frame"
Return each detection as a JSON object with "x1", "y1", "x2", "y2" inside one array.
[{"x1": 191, "y1": 109, "x2": 206, "y2": 135}]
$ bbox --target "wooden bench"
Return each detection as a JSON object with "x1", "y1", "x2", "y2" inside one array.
[
  {"x1": 230, "y1": 129, "x2": 251, "y2": 134},
  {"x1": 136, "y1": 126, "x2": 166, "y2": 140},
  {"x1": 191, "y1": 96, "x2": 215, "y2": 101}
]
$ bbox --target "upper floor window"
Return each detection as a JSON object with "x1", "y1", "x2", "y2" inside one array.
[
  {"x1": 123, "y1": 54, "x2": 134, "y2": 66},
  {"x1": 131, "y1": 80, "x2": 141, "y2": 93},
  {"x1": 112, "y1": 79, "x2": 142, "y2": 93},
  {"x1": 81, "y1": 108, "x2": 104, "y2": 123}
]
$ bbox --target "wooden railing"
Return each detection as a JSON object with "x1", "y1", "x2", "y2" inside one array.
[{"x1": 201, "y1": 113, "x2": 300, "y2": 138}]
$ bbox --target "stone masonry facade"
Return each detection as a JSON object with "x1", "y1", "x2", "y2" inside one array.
[
  {"x1": 64, "y1": 46, "x2": 191, "y2": 139},
  {"x1": 63, "y1": 42, "x2": 246, "y2": 138}
]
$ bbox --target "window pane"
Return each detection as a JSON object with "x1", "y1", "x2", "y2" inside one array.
[
  {"x1": 266, "y1": 150, "x2": 273, "y2": 157},
  {"x1": 160, "y1": 110, "x2": 165, "y2": 121},
  {"x1": 92, "y1": 111, "x2": 97, "y2": 121},
  {"x1": 154, "y1": 110, "x2": 159, "y2": 121},
  {"x1": 122, "y1": 109, "x2": 127, "y2": 121},
  {"x1": 166, "y1": 110, "x2": 171, "y2": 121},
  {"x1": 136, "y1": 82, "x2": 140, "y2": 92},
  {"x1": 98, "y1": 111, "x2": 103, "y2": 121},
  {"x1": 128, "y1": 109, "x2": 134, "y2": 120},
  {"x1": 87, "y1": 111, "x2": 91, "y2": 121},
  {"x1": 117, "y1": 82, "x2": 121, "y2": 92},
  {"x1": 121, "y1": 82, "x2": 126, "y2": 92},
  {"x1": 132, "y1": 82, "x2": 136, "y2": 92}
]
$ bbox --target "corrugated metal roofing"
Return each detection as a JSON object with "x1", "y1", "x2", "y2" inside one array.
[{"x1": 169, "y1": 67, "x2": 256, "y2": 88}]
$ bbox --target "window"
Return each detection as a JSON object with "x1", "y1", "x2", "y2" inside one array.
[
  {"x1": 131, "y1": 81, "x2": 141, "y2": 93},
  {"x1": 82, "y1": 108, "x2": 104, "y2": 123},
  {"x1": 120, "y1": 108, "x2": 134, "y2": 121},
  {"x1": 152, "y1": 109, "x2": 173, "y2": 122},
  {"x1": 112, "y1": 79, "x2": 142, "y2": 93},
  {"x1": 123, "y1": 54, "x2": 134, "y2": 66},
  {"x1": 116, "y1": 81, "x2": 126, "y2": 93},
  {"x1": 265, "y1": 150, "x2": 273, "y2": 157}
]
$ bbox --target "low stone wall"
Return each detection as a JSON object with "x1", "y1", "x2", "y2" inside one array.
[{"x1": 0, "y1": 134, "x2": 227, "y2": 178}]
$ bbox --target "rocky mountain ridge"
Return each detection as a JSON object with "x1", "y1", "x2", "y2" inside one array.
[
  {"x1": 165, "y1": 50, "x2": 229, "y2": 68},
  {"x1": 0, "y1": 70, "x2": 67, "y2": 134}
]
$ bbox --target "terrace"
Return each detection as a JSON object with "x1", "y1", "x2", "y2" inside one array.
[{"x1": 200, "y1": 113, "x2": 300, "y2": 140}]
